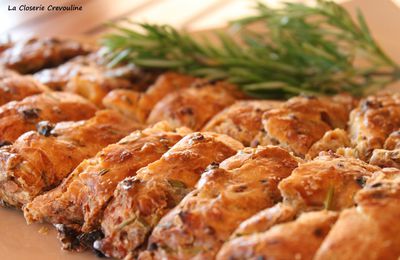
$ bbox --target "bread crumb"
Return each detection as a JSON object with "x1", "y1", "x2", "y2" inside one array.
[{"x1": 38, "y1": 226, "x2": 49, "y2": 235}]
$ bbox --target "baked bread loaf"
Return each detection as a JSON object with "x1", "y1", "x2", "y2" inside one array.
[
  {"x1": 0, "y1": 110, "x2": 140, "y2": 208},
  {"x1": 0, "y1": 37, "x2": 91, "y2": 74},
  {"x1": 97, "y1": 132, "x2": 243, "y2": 259},
  {"x1": 24, "y1": 122, "x2": 191, "y2": 251},
  {"x1": 142, "y1": 146, "x2": 298, "y2": 259},
  {"x1": 0, "y1": 92, "x2": 97, "y2": 144}
]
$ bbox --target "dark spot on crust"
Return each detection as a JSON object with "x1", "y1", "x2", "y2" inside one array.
[
  {"x1": 178, "y1": 211, "x2": 189, "y2": 222},
  {"x1": 191, "y1": 133, "x2": 205, "y2": 141},
  {"x1": 313, "y1": 227, "x2": 324, "y2": 237},
  {"x1": 337, "y1": 163, "x2": 344, "y2": 168},
  {"x1": 148, "y1": 242, "x2": 158, "y2": 251},
  {"x1": 355, "y1": 176, "x2": 367, "y2": 187},
  {"x1": 206, "y1": 162, "x2": 219, "y2": 171},
  {"x1": 371, "y1": 182, "x2": 382, "y2": 188},
  {"x1": 180, "y1": 107, "x2": 194, "y2": 115},
  {"x1": 0, "y1": 140, "x2": 12, "y2": 148},
  {"x1": 36, "y1": 121, "x2": 55, "y2": 137},
  {"x1": 21, "y1": 108, "x2": 41, "y2": 121},
  {"x1": 121, "y1": 178, "x2": 140, "y2": 190},
  {"x1": 204, "y1": 226, "x2": 215, "y2": 235},
  {"x1": 99, "y1": 169, "x2": 110, "y2": 176},
  {"x1": 256, "y1": 256, "x2": 266, "y2": 260},
  {"x1": 119, "y1": 150, "x2": 132, "y2": 162},
  {"x1": 361, "y1": 99, "x2": 383, "y2": 112},
  {"x1": 320, "y1": 111, "x2": 333, "y2": 128},
  {"x1": 233, "y1": 185, "x2": 247, "y2": 192}
]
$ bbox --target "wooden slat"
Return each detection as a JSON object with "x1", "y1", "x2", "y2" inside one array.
[
  {"x1": 187, "y1": 0, "x2": 259, "y2": 31},
  {"x1": 124, "y1": 0, "x2": 224, "y2": 28},
  {"x1": 94, "y1": 0, "x2": 228, "y2": 36},
  {"x1": 86, "y1": 0, "x2": 164, "y2": 35},
  {"x1": 187, "y1": 0, "x2": 350, "y2": 31},
  {"x1": 343, "y1": 0, "x2": 400, "y2": 64},
  {"x1": 392, "y1": 0, "x2": 400, "y2": 7}
]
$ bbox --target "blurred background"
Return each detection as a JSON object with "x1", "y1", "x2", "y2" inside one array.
[{"x1": 0, "y1": 0, "x2": 400, "y2": 63}]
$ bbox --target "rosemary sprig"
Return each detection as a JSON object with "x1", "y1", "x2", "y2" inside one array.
[{"x1": 101, "y1": 0, "x2": 400, "y2": 98}]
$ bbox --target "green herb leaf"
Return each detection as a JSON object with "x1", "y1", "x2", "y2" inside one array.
[
  {"x1": 324, "y1": 186, "x2": 335, "y2": 210},
  {"x1": 101, "y1": 1, "x2": 400, "y2": 99}
]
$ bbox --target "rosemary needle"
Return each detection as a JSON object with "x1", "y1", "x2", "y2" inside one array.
[{"x1": 101, "y1": 0, "x2": 400, "y2": 99}]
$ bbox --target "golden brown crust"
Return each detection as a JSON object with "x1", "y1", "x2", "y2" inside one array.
[
  {"x1": 315, "y1": 168, "x2": 400, "y2": 260},
  {"x1": 102, "y1": 89, "x2": 142, "y2": 121},
  {"x1": 231, "y1": 203, "x2": 297, "y2": 238},
  {"x1": 255, "y1": 95, "x2": 354, "y2": 157},
  {"x1": 34, "y1": 54, "x2": 156, "y2": 106},
  {"x1": 279, "y1": 152, "x2": 380, "y2": 211},
  {"x1": 0, "y1": 68, "x2": 19, "y2": 79},
  {"x1": 0, "y1": 74, "x2": 49, "y2": 105},
  {"x1": 370, "y1": 149, "x2": 400, "y2": 168},
  {"x1": 0, "y1": 37, "x2": 91, "y2": 74},
  {"x1": 0, "y1": 110, "x2": 140, "y2": 208},
  {"x1": 103, "y1": 72, "x2": 196, "y2": 122},
  {"x1": 97, "y1": 132, "x2": 243, "y2": 259},
  {"x1": 306, "y1": 128, "x2": 351, "y2": 160},
  {"x1": 147, "y1": 83, "x2": 237, "y2": 130},
  {"x1": 143, "y1": 146, "x2": 298, "y2": 259},
  {"x1": 217, "y1": 210, "x2": 338, "y2": 260},
  {"x1": 0, "y1": 92, "x2": 97, "y2": 144},
  {"x1": 349, "y1": 93, "x2": 400, "y2": 160},
  {"x1": 64, "y1": 73, "x2": 134, "y2": 107},
  {"x1": 24, "y1": 122, "x2": 188, "y2": 233},
  {"x1": 33, "y1": 54, "x2": 101, "y2": 90},
  {"x1": 384, "y1": 131, "x2": 400, "y2": 150},
  {"x1": 203, "y1": 100, "x2": 282, "y2": 146},
  {"x1": 369, "y1": 131, "x2": 400, "y2": 169}
]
